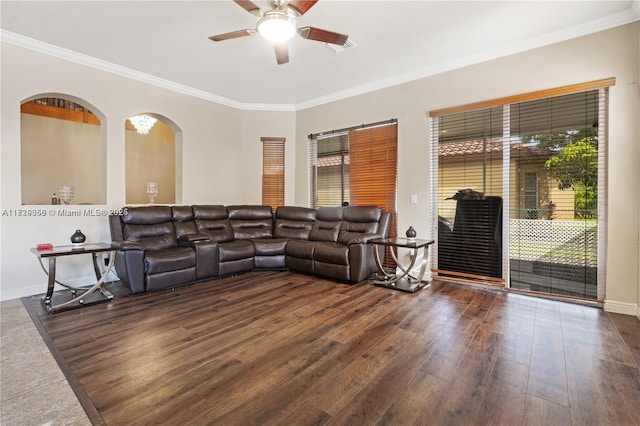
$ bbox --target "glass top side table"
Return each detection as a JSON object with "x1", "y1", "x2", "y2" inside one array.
[
  {"x1": 30, "y1": 243, "x2": 116, "y2": 314},
  {"x1": 369, "y1": 237, "x2": 435, "y2": 293}
]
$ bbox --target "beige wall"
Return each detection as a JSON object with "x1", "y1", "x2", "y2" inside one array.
[
  {"x1": 1, "y1": 42, "x2": 245, "y2": 299},
  {"x1": 1, "y1": 23, "x2": 638, "y2": 315},
  {"x1": 239, "y1": 110, "x2": 297, "y2": 205},
  {"x1": 295, "y1": 23, "x2": 639, "y2": 314},
  {"x1": 125, "y1": 120, "x2": 176, "y2": 205},
  {"x1": 21, "y1": 113, "x2": 103, "y2": 205}
]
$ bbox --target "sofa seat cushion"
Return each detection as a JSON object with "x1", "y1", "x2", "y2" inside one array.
[
  {"x1": 145, "y1": 247, "x2": 196, "y2": 274},
  {"x1": 218, "y1": 240, "x2": 255, "y2": 262},
  {"x1": 285, "y1": 239, "x2": 315, "y2": 259},
  {"x1": 313, "y1": 242, "x2": 349, "y2": 266},
  {"x1": 251, "y1": 238, "x2": 288, "y2": 256}
]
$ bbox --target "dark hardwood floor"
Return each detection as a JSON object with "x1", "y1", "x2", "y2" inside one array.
[{"x1": 24, "y1": 271, "x2": 640, "y2": 425}]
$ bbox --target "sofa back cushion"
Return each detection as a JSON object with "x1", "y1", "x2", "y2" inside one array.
[
  {"x1": 309, "y1": 206, "x2": 343, "y2": 242},
  {"x1": 120, "y1": 206, "x2": 178, "y2": 250},
  {"x1": 274, "y1": 206, "x2": 316, "y2": 240},
  {"x1": 338, "y1": 206, "x2": 382, "y2": 244},
  {"x1": 172, "y1": 206, "x2": 197, "y2": 239},
  {"x1": 122, "y1": 206, "x2": 173, "y2": 225},
  {"x1": 193, "y1": 205, "x2": 233, "y2": 242},
  {"x1": 227, "y1": 205, "x2": 274, "y2": 240}
]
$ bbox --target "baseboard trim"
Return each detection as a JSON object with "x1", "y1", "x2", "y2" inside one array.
[
  {"x1": 1, "y1": 271, "x2": 120, "y2": 302},
  {"x1": 603, "y1": 299, "x2": 638, "y2": 316},
  {"x1": 1, "y1": 284, "x2": 45, "y2": 301}
]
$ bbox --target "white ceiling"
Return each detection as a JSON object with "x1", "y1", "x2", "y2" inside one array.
[{"x1": 1, "y1": 1, "x2": 638, "y2": 110}]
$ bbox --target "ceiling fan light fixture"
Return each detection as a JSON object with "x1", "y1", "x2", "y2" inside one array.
[{"x1": 257, "y1": 11, "x2": 296, "y2": 43}]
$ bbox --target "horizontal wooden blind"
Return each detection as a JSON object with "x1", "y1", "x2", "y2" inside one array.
[
  {"x1": 349, "y1": 123, "x2": 398, "y2": 266},
  {"x1": 262, "y1": 137, "x2": 285, "y2": 211},
  {"x1": 349, "y1": 124, "x2": 397, "y2": 211}
]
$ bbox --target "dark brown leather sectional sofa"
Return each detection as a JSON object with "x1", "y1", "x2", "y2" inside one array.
[{"x1": 109, "y1": 204, "x2": 391, "y2": 293}]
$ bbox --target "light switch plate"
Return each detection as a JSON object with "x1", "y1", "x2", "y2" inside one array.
[{"x1": 410, "y1": 194, "x2": 418, "y2": 204}]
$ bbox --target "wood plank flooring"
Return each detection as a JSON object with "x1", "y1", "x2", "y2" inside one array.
[{"x1": 25, "y1": 271, "x2": 640, "y2": 425}]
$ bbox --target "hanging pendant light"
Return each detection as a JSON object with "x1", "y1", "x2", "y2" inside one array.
[{"x1": 129, "y1": 115, "x2": 157, "y2": 135}]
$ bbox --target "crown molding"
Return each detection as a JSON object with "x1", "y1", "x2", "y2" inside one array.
[
  {"x1": 294, "y1": 6, "x2": 640, "y2": 111},
  {"x1": 3, "y1": 1, "x2": 638, "y2": 114},
  {"x1": 0, "y1": 30, "x2": 295, "y2": 112}
]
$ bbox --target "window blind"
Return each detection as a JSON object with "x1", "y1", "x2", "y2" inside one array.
[
  {"x1": 349, "y1": 123, "x2": 398, "y2": 242},
  {"x1": 432, "y1": 107, "x2": 505, "y2": 281},
  {"x1": 261, "y1": 137, "x2": 285, "y2": 211},
  {"x1": 314, "y1": 133, "x2": 349, "y2": 208},
  {"x1": 508, "y1": 90, "x2": 604, "y2": 299}
]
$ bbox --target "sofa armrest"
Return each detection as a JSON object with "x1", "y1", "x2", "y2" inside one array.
[
  {"x1": 113, "y1": 240, "x2": 145, "y2": 251},
  {"x1": 192, "y1": 239, "x2": 219, "y2": 279},
  {"x1": 344, "y1": 232, "x2": 382, "y2": 245},
  {"x1": 348, "y1": 243, "x2": 378, "y2": 282},
  {"x1": 178, "y1": 233, "x2": 210, "y2": 246},
  {"x1": 114, "y1": 249, "x2": 146, "y2": 293}
]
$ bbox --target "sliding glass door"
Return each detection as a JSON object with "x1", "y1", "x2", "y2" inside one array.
[
  {"x1": 431, "y1": 83, "x2": 609, "y2": 300},
  {"x1": 508, "y1": 90, "x2": 603, "y2": 299}
]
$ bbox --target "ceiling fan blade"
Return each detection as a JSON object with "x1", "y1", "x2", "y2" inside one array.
[
  {"x1": 209, "y1": 29, "x2": 256, "y2": 42},
  {"x1": 274, "y1": 43, "x2": 289, "y2": 65},
  {"x1": 298, "y1": 26, "x2": 348, "y2": 45},
  {"x1": 287, "y1": 0, "x2": 318, "y2": 16},
  {"x1": 233, "y1": 0, "x2": 261, "y2": 17}
]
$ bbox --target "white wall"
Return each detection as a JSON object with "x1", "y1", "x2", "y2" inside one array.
[{"x1": 295, "y1": 23, "x2": 640, "y2": 313}]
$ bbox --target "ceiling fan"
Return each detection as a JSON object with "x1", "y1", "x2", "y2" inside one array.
[{"x1": 209, "y1": 0, "x2": 349, "y2": 65}]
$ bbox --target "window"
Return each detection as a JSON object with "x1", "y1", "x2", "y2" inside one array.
[
  {"x1": 430, "y1": 78, "x2": 613, "y2": 301},
  {"x1": 309, "y1": 120, "x2": 398, "y2": 265},
  {"x1": 524, "y1": 172, "x2": 539, "y2": 219},
  {"x1": 309, "y1": 120, "x2": 397, "y2": 211},
  {"x1": 262, "y1": 137, "x2": 285, "y2": 211},
  {"x1": 311, "y1": 133, "x2": 349, "y2": 207}
]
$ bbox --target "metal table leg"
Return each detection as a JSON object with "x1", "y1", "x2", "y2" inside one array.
[{"x1": 40, "y1": 251, "x2": 116, "y2": 314}]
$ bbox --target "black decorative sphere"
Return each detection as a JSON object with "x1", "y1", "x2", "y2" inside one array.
[
  {"x1": 405, "y1": 226, "x2": 417, "y2": 239},
  {"x1": 70, "y1": 229, "x2": 86, "y2": 245}
]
